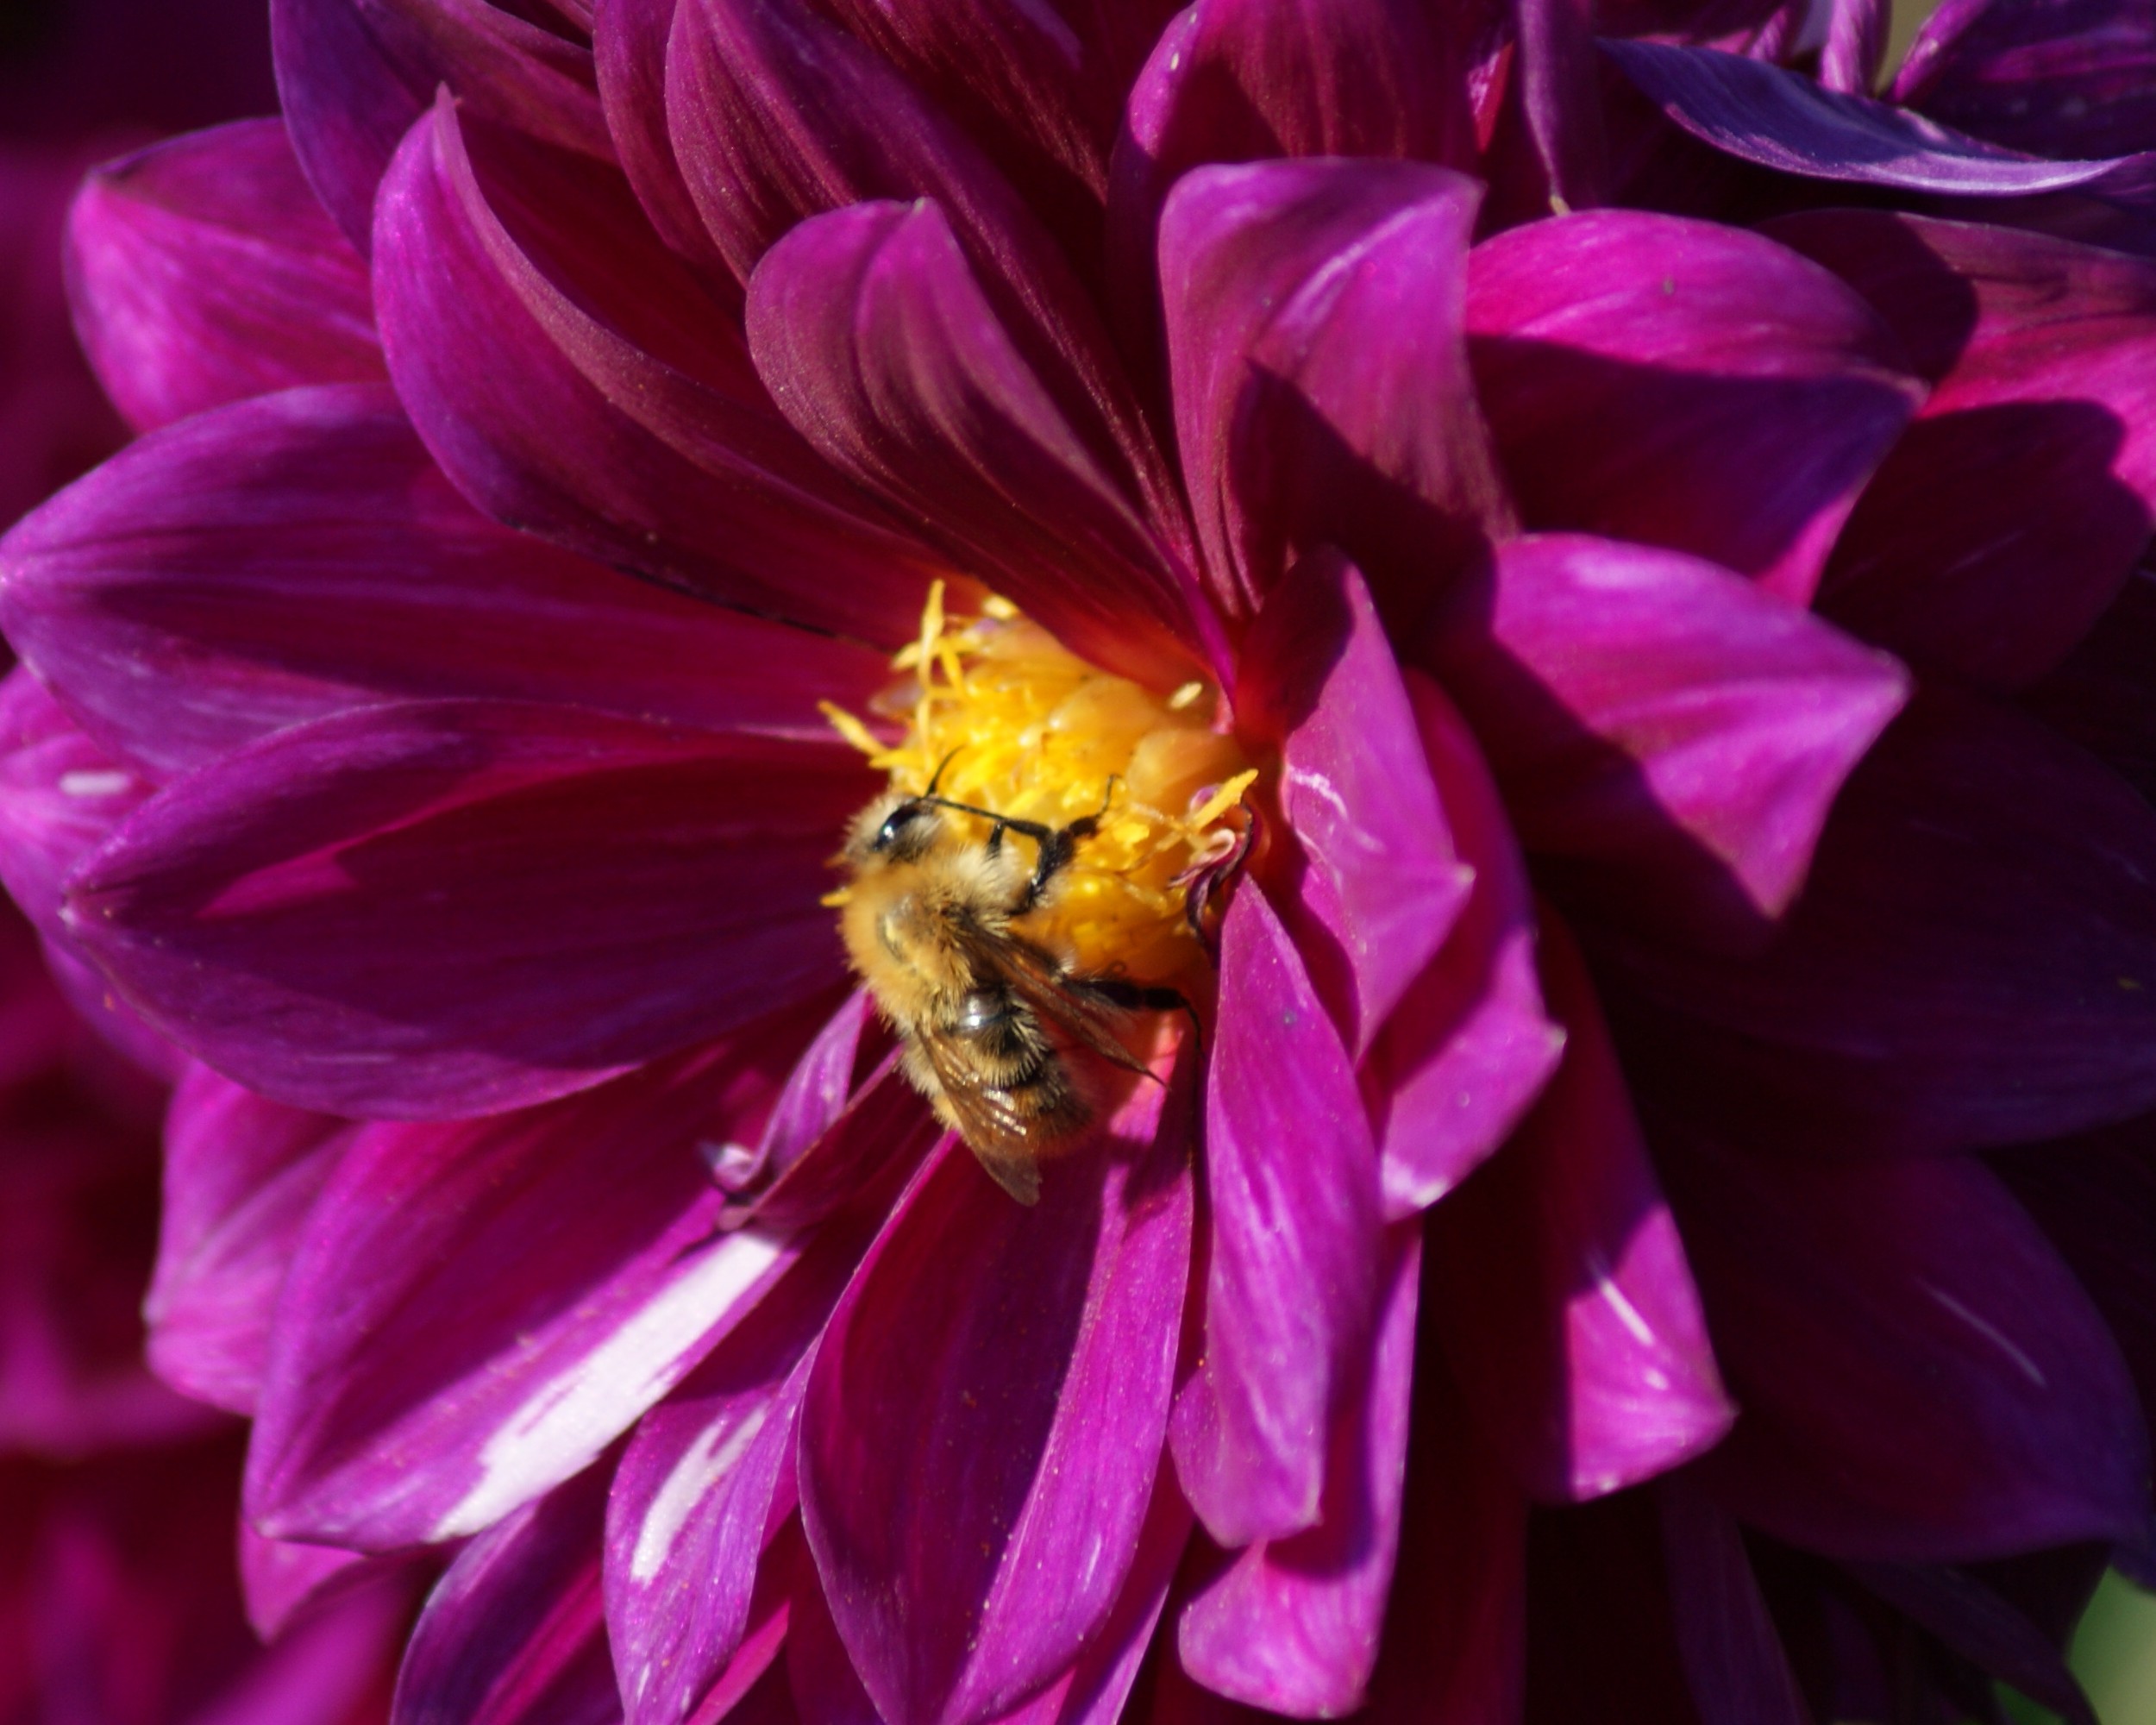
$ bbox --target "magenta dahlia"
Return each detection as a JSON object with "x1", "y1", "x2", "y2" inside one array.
[{"x1": 4, "y1": 0, "x2": 2155, "y2": 1721}]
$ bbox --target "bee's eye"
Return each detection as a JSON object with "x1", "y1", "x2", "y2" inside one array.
[{"x1": 874, "y1": 801, "x2": 926, "y2": 852}]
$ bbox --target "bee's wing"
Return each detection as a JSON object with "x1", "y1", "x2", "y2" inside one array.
[
  {"x1": 912, "y1": 1030, "x2": 1044, "y2": 1205},
  {"x1": 955, "y1": 925, "x2": 1155, "y2": 1080}
]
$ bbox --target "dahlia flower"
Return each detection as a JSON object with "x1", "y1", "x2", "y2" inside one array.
[{"x1": 4, "y1": 0, "x2": 2156, "y2": 1722}]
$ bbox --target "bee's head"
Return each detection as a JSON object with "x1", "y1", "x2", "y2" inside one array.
[{"x1": 846, "y1": 793, "x2": 941, "y2": 866}]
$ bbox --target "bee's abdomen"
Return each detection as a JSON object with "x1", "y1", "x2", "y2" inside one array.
[{"x1": 948, "y1": 989, "x2": 1084, "y2": 1128}]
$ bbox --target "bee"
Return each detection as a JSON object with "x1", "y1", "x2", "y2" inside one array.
[{"x1": 837, "y1": 780, "x2": 1189, "y2": 1204}]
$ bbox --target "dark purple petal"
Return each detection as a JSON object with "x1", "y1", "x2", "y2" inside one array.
[
  {"x1": 1425, "y1": 534, "x2": 1909, "y2": 953},
  {"x1": 1430, "y1": 918, "x2": 1732, "y2": 1503},
  {"x1": 1819, "y1": 0, "x2": 1887, "y2": 95},
  {"x1": 1520, "y1": 1492, "x2": 1702, "y2": 1725},
  {"x1": 740, "y1": 990, "x2": 878, "y2": 1182},
  {"x1": 592, "y1": 0, "x2": 733, "y2": 279},
  {"x1": 1846, "y1": 1561, "x2": 2099, "y2": 1725},
  {"x1": 1597, "y1": 688, "x2": 2156, "y2": 1153},
  {"x1": 1656, "y1": 1480, "x2": 1809, "y2": 1725},
  {"x1": 66, "y1": 699, "x2": 868, "y2": 1118},
  {"x1": 65, "y1": 120, "x2": 383, "y2": 434},
  {"x1": 2025, "y1": 563, "x2": 2156, "y2": 803},
  {"x1": 1602, "y1": 38, "x2": 2127, "y2": 191},
  {"x1": 0, "y1": 668, "x2": 152, "y2": 947},
  {"x1": 1664, "y1": 1131, "x2": 2150, "y2": 1560},
  {"x1": 1464, "y1": 213, "x2": 1924, "y2": 606},
  {"x1": 1360, "y1": 1353, "x2": 1527, "y2": 1725},
  {"x1": 392, "y1": 1461, "x2": 620, "y2": 1725},
  {"x1": 273, "y1": 0, "x2": 611, "y2": 252},
  {"x1": 1111, "y1": 0, "x2": 1476, "y2": 327},
  {"x1": 1177, "y1": 1223, "x2": 1420, "y2": 1716},
  {"x1": 1516, "y1": 0, "x2": 1603, "y2": 212},
  {"x1": 667, "y1": 0, "x2": 1181, "y2": 533},
  {"x1": 607, "y1": 1213, "x2": 875, "y2": 1725},
  {"x1": 1771, "y1": 210, "x2": 2156, "y2": 688},
  {"x1": 373, "y1": 95, "x2": 938, "y2": 644},
  {"x1": 1363, "y1": 675, "x2": 1565, "y2": 1219},
  {"x1": 1239, "y1": 552, "x2": 1472, "y2": 1055},
  {"x1": 1156, "y1": 157, "x2": 1506, "y2": 622},
  {"x1": 146, "y1": 1064, "x2": 354, "y2": 1415},
  {"x1": 0, "y1": 384, "x2": 887, "y2": 781},
  {"x1": 746, "y1": 200, "x2": 1207, "y2": 687},
  {"x1": 247, "y1": 1026, "x2": 813, "y2": 1550},
  {"x1": 802, "y1": 1064, "x2": 1194, "y2": 1725},
  {"x1": 1171, "y1": 880, "x2": 1382, "y2": 1546},
  {"x1": 1895, "y1": 0, "x2": 2156, "y2": 160}
]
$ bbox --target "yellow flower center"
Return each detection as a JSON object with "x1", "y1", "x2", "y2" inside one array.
[{"x1": 824, "y1": 585, "x2": 1256, "y2": 991}]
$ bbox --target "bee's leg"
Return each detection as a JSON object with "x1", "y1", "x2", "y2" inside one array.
[{"x1": 1082, "y1": 977, "x2": 1203, "y2": 1054}]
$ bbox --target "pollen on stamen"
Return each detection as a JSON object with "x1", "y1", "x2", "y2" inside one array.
[{"x1": 824, "y1": 583, "x2": 1257, "y2": 988}]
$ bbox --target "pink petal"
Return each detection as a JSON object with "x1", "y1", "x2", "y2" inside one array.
[
  {"x1": 1363, "y1": 675, "x2": 1565, "y2": 1220},
  {"x1": 1156, "y1": 157, "x2": 1505, "y2": 620},
  {"x1": 66, "y1": 119, "x2": 383, "y2": 434},
  {"x1": 273, "y1": 0, "x2": 611, "y2": 252},
  {"x1": 802, "y1": 1064, "x2": 1194, "y2": 1725},
  {"x1": 146, "y1": 1063, "x2": 355, "y2": 1415},
  {"x1": 391, "y1": 1460, "x2": 621, "y2": 1725},
  {"x1": 373, "y1": 92, "x2": 938, "y2": 644},
  {"x1": 1421, "y1": 532, "x2": 1911, "y2": 953},
  {"x1": 1774, "y1": 209, "x2": 2156, "y2": 687},
  {"x1": 1429, "y1": 915, "x2": 1733, "y2": 1503},
  {"x1": 66, "y1": 699, "x2": 868, "y2": 1119},
  {"x1": 0, "y1": 384, "x2": 888, "y2": 781},
  {"x1": 745, "y1": 199, "x2": 1206, "y2": 687},
  {"x1": 1176, "y1": 1223, "x2": 1421, "y2": 1716},
  {"x1": 1465, "y1": 210, "x2": 1924, "y2": 606},
  {"x1": 1667, "y1": 1129, "x2": 2151, "y2": 1561},
  {"x1": 1239, "y1": 550, "x2": 1473, "y2": 1055},
  {"x1": 1171, "y1": 880, "x2": 1383, "y2": 1546},
  {"x1": 246, "y1": 1025, "x2": 814, "y2": 1549}
]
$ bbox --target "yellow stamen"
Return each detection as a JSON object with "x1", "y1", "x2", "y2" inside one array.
[{"x1": 827, "y1": 593, "x2": 1257, "y2": 986}]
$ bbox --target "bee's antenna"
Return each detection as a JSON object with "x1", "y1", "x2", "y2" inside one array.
[
  {"x1": 1095, "y1": 775, "x2": 1121, "y2": 819},
  {"x1": 925, "y1": 748, "x2": 962, "y2": 797}
]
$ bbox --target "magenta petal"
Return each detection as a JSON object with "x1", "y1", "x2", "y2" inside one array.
[
  {"x1": 247, "y1": 1028, "x2": 812, "y2": 1550},
  {"x1": 1240, "y1": 550, "x2": 1472, "y2": 1054},
  {"x1": 1599, "y1": 687, "x2": 2156, "y2": 1152},
  {"x1": 1423, "y1": 533, "x2": 1911, "y2": 952},
  {"x1": 1602, "y1": 37, "x2": 2127, "y2": 192},
  {"x1": 746, "y1": 200, "x2": 1204, "y2": 687},
  {"x1": 1172, "y1": 880, "x2": 1383, "y2": 1546},
  {"x1": 1156, "y1": 157, "x2": 1505, "y2": 620},
  {"x1": 1773, "y1": 210, "x2": 2156, "y2": 688},
  {"x1": 1177, "y1": 1223, "x2": 1420, "y2": 1716},
  {"x1": 1112, "y1": 0, "x2": 1476, "y2": 325},
  {"x1": 982, "y1": 1465, "x2": 1194, "y2": 1725},
  {"x1": 606, "y1": 1224, "x2": 868, "y2": 1725},
  {"x1": 66, "y1": 699, "x2": 868, "y2": 1119},
  {"x1": 146, "y1": 1064, "x2": 354, "y2": 1415},
  {"x1": 667, "y1": 0, "x2": 1180, "y2": 534},
  {"x1": 1364, "y1": 675, "x2": 1565, "y2": 1220},
  {"x1": 238, "y1": 1521, "x2": 398, "y2": 1641},
  {"x1": 392, "y1": 1461, "x2": 619, "y2": 1725},
  {"x1": 1655, "y1": 1481, "x2": 1809, "y2": 1725},
  {"x1": 1895, "y1": 0, "x2": 2156, "y2": 160},
  {"x1": 1465, "y1": 213, "x2": 1923, "y2": 606},
  {"x1": 1431, "y1": 917, "x2": 1732, "y2": 1503},
  {"x1": 0, "y1": 385, "x2": 887, "y2": 781},
  {"x1": 273, "y1": 0, "x2": 611, "y2": 252},
  {"x1": 0, "y1": 668, "x2": 152, "y2": 946},
  {"x1": 593, "y1": 0, "x2": 732, "y2": 279},
  {"x1": 66, "y1": 120, "x2": 382, "y2": 434},
  {"x1": 1665, "y1": 1131, "x2": 2150, "y2": 1561},
  {"x1": 373, "y1": 95, "x2": 937, "y2": 644},
  {"x1": 802, "y1": 1070, "x2": 1193, "y2": 1725}
]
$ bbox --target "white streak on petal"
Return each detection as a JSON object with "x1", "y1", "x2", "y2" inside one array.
[
  {"x1": 1918, "y1": 1277, "x2": 2048, "y2": 1389},
  {"x1": 629, "y1": 1401, "x2": 772, "y2": 1584},
  {"x1": 430, "y1": 1230, "x2": 786, "y2": 1540}
]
